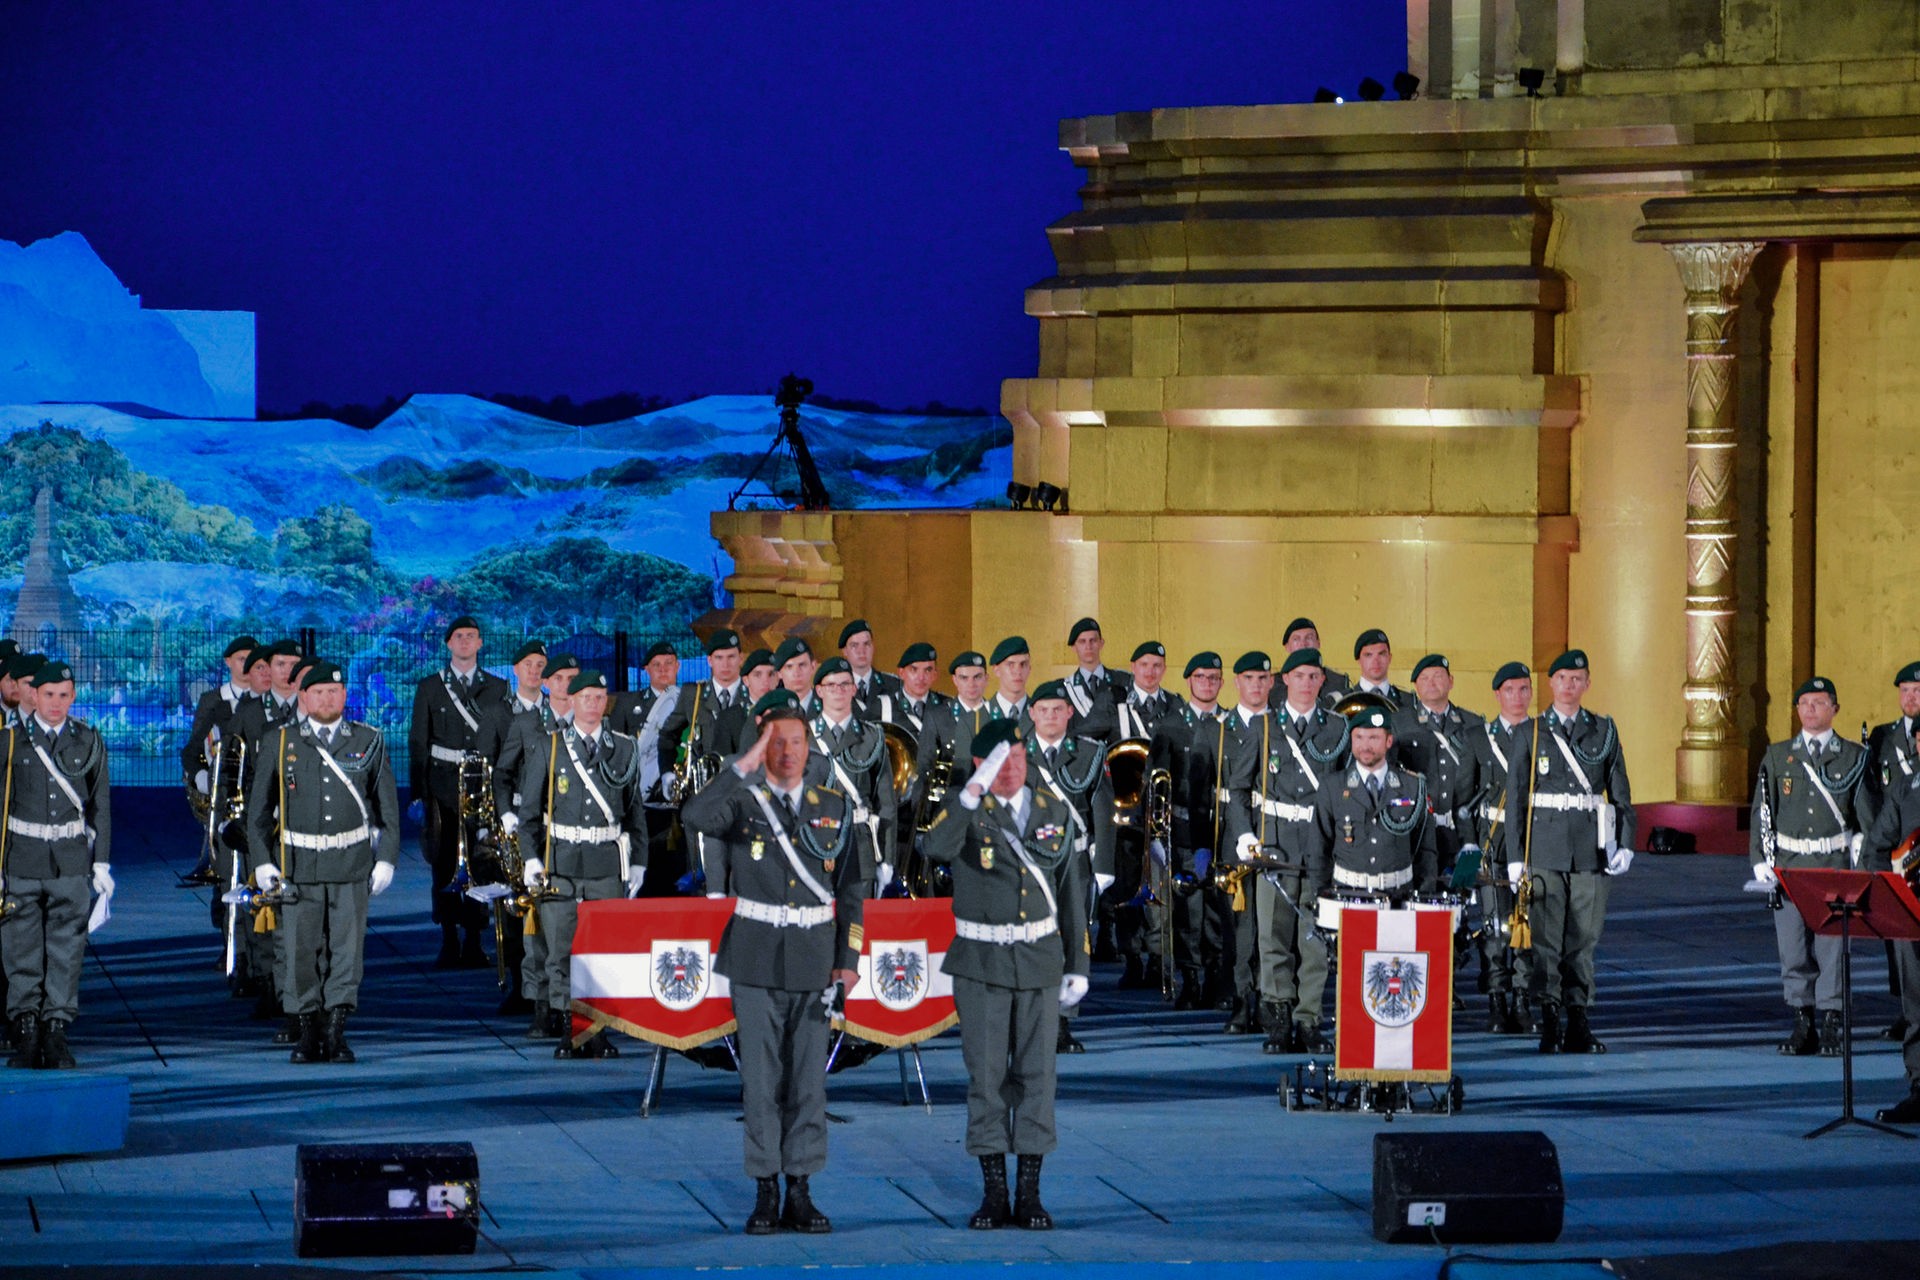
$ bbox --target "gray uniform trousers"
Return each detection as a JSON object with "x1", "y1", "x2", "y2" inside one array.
[
  {"x1": 278, "y1": 880, "x2": 372, "y2": 1014},
  {"x1": 536, "y1": 875, "x2": 621, "y2": 1015},
  {"x1": 521, "y1": 918, "x2": 549, "y2": 1005},
  {"x1": 732, "y1": 983, "x2": 831, "y2": 1177},
  {"x1": 1476, "y1": 883, "x2": 1534, "y2": 994},
  {"x1": 1777, "y1": 906, "x2": 1846, "y2": 1011},
  {"x1": 3, "y1": 874, "x2": 89, "y2": 1021},
  {"x1": 1527, "y1": 871, "x2": 1609, "y2": 1008},
  {"x1": 953, "y1": 975, "x2": 1059, "y2": 1155},
  {"x1": 1896, "y1": 943, "x2": 1920, "y2": 1085},
  {"x1": 1258, "y1": 867, "x2": 1328, "y2": 1020}
]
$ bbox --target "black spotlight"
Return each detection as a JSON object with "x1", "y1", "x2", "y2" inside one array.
[
  {"x1": 1393, "y1": 71, "x2": 1420, "y2": 100},
  {"x1": 1357, "y1": 77, "x2": 1385, "y2": 102},
  {"x1": 1032, "y1": 481, "x2": 1063, "y2": 513},
  {"x1": 1517, "y1": 67, "x2": 1546, "y2": 97},
  {"x1": 1006, "y1": 481, "x2": 1033, "y2": 511},
  {"x1": 1313, "y1": 87, "x2": 1341, "y2": 103}
]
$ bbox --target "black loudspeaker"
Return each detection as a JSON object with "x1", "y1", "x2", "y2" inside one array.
[
  {"x1": 1372, "y1": 1130, "x2": 1563, "y2": 1244},
  {"x1": 295, "y1": 1142, "x2": 480, "y2": 1257}
]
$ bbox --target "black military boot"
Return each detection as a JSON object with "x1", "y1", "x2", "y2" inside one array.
[
  {"x1": 323, "y1": 1008, "x2": 355, "y2": 1064},
  {"x1": 1877, "y1": 1085, "x2": 1920, "y2": 1124},
  {"x1": 1175, "y1": 968, "x2": 1205, "y2": 1011},
  {"x1": 744, "y1": 1176, "x2": 781, "y2": 1235},
  {"x1": 1778, "y1": 1006, "x2": 1819, "y2": 1056},
  {"x1": 526, "y1": 1006, "x2": 553, "y2": 1039},
  {"x1": 1561, "y1": 1005, "x2": 1606, "y2": 1054},
  {"x1": 1117, "y1": 955, "x2": 1149, "y2": 990},
  {"x1": 780, "y1": 1173, "x2": 831, "y2": 1233},
  {"x1": 1223, "y1": 990, "x2": 1260, "y2": 1035},
  {"x1": 1261, "y1": 1001, "x2": 1294, "y2": 1055},
  {"x1": 6, "y1": 1014, "x2": 39, "y2": 1069},
  {"x1": 1511, "y1": 994, "x2": 1538, "y2": 1034},
  {"x1": 1013, "y1": 1154, "x2": 1053, "y2": 1230},
  {"x1": 39, "y1": 1019, "x2": 76, "y2": 1070},
  {"x1": 1486, "y1": 993, "x2": 1507, "y2": 1034},
  {"x1": 970, "y1": 1155, "x2": 1011, "y2": 1230},
  {"x1": 579, "y1": 1029, "x2": 620, "y2": 1059},
  {"x1": 1537, "y1": 1001, "x2": 1562, "y2": 1054},
  {"x1": 289, "y1": 1013, "x2": 327, "y2": 1064},
  {"x1": 1056, "y1": 1017, "x2": 1084, "y2": 1054},
  {"x1": 433, "y1": 922, "x2": 461, "y2": 968},
  {"x1": 1882, "y1": 1017, "x2": 1910, "y2": 1042},
  {"x1": 1295, "y1": 1017, "x2": 1331, "y2": 1054},
  {"x1": 273, "y1": 1013, "x2": 301, "y2": 1046},
  {"x1": 1819, "y1": 1009, "x2": 1844, "y2": 1058}
]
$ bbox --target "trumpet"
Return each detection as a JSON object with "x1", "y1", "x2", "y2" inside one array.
[
  {"x1": 664, "y1": 685, "x2": 725, "y2": 806},
  {"x1": 215, "y1": 737, "x2": 250, "y2": 857},
  {"x1": 1146, "y1": 767, "x2": 1176, "y2": 1001}
]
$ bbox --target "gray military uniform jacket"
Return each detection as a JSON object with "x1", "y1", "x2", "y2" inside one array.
[
  {"x1": 680, "y1": 764, "x2": 868, "y2": 989},
  {"x1": 1864, "y1": 771, "x2": 1920, "y2": 872},
  {"x1": 924, "y1": 700, "x2": 996, "y2": 774},
  {"x1": 924, "y1": 787, "x2": 1091, "y2": 990},
  {"x1": 1309, "y1": 764, "x2": 1439, "y2": 897},
  {"x1": 1468, "y1": 718, "x2": 1528, "y2": 868},
  {"x1": 1065, "y1": 666, "x2": 1131, "y2": 746},
  {"x1": 246, "y1": 719, "x2": 400, "y2": 883},
  {"x1": 1222, "y1": 704, "x2": 1351, "y2": 863},
  {"x1": 810, "y1": 714, "x2": 897, "y2": 866},
  {"x1": 1393, "y1": 702, "x2": 1486, "y2": 860},
  {"x1": 1863, "y1": 716, "x2": 1917, "y2": 832},
  {"x1": 1503, "y1": 708, "x2": 1635, "y2": 873},
  {"x1": 850, "y1": 670, "x2": 905, "y2": 723},
  {"x1": 1750, "y1": 733, "x2": 1871, "y2": 874},
  {"x1": 515, "y1": 727, "x2": 647, "y2": 883},
  {"x1": 3, "y1": 719, "x2": 111, "y2": 879},
  {"x1": 491, "y1": 700, "x2": 563, "y2": 815},
  {"x1": 1151, "y1": 700, "x2": 1230, "y2": 859},
  {"x1": 661, "y1": 680, "x2": 754, "y2": 765},
  {"x1": 409, "y1": 668, "x2": 508, "y2": 805},
  {"x1": 1026, "y1": 734, "x2": 1116, "y2": 879}
]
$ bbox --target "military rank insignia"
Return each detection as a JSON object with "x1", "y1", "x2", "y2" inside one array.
[
  {"x1": 750, "y1": 837, "x2": 765, "y2": 861},
  {"x1": 980, "y1": 841, "x2": 994, "y2": 871},
  {"x1": 1782, "y1": 775, "x2": 1792, "y2": 797},
  {"x1": 558, "y1": 776, "x2": 571, "y2": 796},
  {"x1": 810, "y1": 815, "x2": 841, "y2": 831},
  {"x1": 1539, "y1": 755, "x2": 1550, "y2": 776},
  {"x1": 1034, "y1": 824, "x2": 1062, "y2": 842}
]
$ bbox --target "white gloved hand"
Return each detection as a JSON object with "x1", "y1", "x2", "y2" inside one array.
[
  {"x1": 819, "y1": 980, "x2": 845, "y2": 1017},
  {"x1": 626, "y1": 865, "x2": 646, "y2": 896},
  {"x1": 706, "y1": 891, "x2": 727, "y2": 900},
  {"x1": 963, "y1": 743, "x2": 1012, "y2": 806},
  {"x1": 1851, "y1": 833, "x2": 1865, "y2": 867},
  {"x1": 1507, "y1": 861, "x2": 1525, "y2": 890},
  {"x1": 476, "y1": 827, "x2": 490, "y2": 842},
  {"x1": 1606, "y1": 847, "x2": 1635, "y2": 876},
  {"x1": 90, "y1": 862, "x2": 115, "y2": 897},
  {"x1": 368, "y1": 862, "x2": 394, "y2": 895},
  {"x1": 876, "y1": 861, "x2": 895, "y2": 892},
  {"x1": 1058, "y1": 973, "x2": 1089, "y2": 1010},
  {"x1": 194, "y1": 769, "x2": 210, "y2": 795},
  {"x1": 1095, "y1": 873, "x2": 1115, "y2": 895},
  {"x1": 500, "y1": 812, "x2": 519, "y2": 837},
  {"x1": 1236, "y1": 832, "x2": 1260, "y2": 863},
  {"x1": 1753, "y1": 862, "x2": 1780, "y2": 888},
  {"x1": 523, "y1": 859, "x2": 546, "y2": 890},
  {"x1": 1147, "y1": 838, "x2": 1169, "y2": 869},
  {"x1": 255, "y1": 863, "x2": 282, "y2": 892}
]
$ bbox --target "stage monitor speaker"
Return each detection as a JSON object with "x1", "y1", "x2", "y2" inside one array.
[
  {"x1": 295, "y1": 1142, "x2": 480, "y2": 1257},
  {"x1": 1372, "y1": 1130, "x2": 1563, "y2": 1244}
]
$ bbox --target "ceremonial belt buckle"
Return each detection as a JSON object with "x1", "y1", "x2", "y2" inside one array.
[
  {"x1": 1776, "y1": 832, "x2": 1850, "y2": 856},
  {"x1": 551, "y1": 823, "x2": 620, "y2": 846},
  {"x1": 1258, "y1": 798, "x2": 1313, "y2": 823},
  {"x1": 1431, "y1": 811, "x2": 1455, "y2": 830},
  {"x1": 1332, "y1": 864, "x2": 1414, "y2": 892},
  {"x1": 429, "y1": 744, "x2": 467, "y2": 764},
  {"x1": 1531, "y1": 793, "x2": 1603, "y2": 813},
  {"x1": 955, "y1": 916, "x2": 1058, "y2": 945},
  {"x1": 5, "y1": 816, "x2": 87, "y2": 842},
  {"x1": 284, "y1": 826, "x2": 371, "y2": 851},
  {"x1": 735, "y1": 898, "x2": 834, "y2": 928}
]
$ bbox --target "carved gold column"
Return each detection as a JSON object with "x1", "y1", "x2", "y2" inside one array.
[{"x1": 1667, "y1": 240, "x2": 1763, "y2": 804}]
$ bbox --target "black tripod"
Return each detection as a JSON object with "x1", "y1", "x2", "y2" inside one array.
[{"x1": 728, "y1": 373, "x2": 831, "y2": 511}]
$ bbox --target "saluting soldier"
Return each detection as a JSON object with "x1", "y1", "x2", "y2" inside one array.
[
  {"x1": 494, "y1": 653, "x2": 578, "y2": 1037},
  {"x1": 1349, "y1": 629, "x2": 1411, "y2": 711},
  {"x1": 1503, "y1": 649, "x2": 1635, "y2": 1055},
  {"x1": 1863, "y1": 660, "x2": 1920, "y2": 1040},
  {"x1": 1470, "y1": 661, "x2": 1537, "y2": 1034},
  {"x1": 408, "y1": 616, "x2": 506, "y2": 968},
  {"x1": 810, "y1": 657, "x2": 897, "y2": 889},
  {"x1": 2, "y1": 660, "x2": 112, "y2": 1071},
  {"x1": 1750, "y1": 676, "x2": 1872, "y2": 1057},
  {"x1": 837, "y1": 619, "x2": 902, "y2": 722},
  {"x1": 1308, "y1": 700, "x2": 1441, "y2": 912},
  {"x1": 1149, "y1": 651, "x2": 1231, "y2": 1009},
  {"x1": 1112, "y1": 641, "x2": 1178, "y2": 991},
  {"x1": 1064, "y1": 617, "x2": 1130, "y2": 746},
  {"x1": 680, "y1": 694, "x2": 868, "y2": 1236},
  {"x1": 245, "y1": 662, "x2": 399, "y2": 1065},
  {"x1": 1862, "y1": 719, "x2": 1920, "y2": 1123},
  {"x1": 1024, "y1": 678, "x2": 1113, "y2": 1053},
  {"x1": 924, "y1": 719, "x2": 1090, "y2": 1232},
  {"x1": 989, "y1": 636, "x2": 1035, "y2": 730},
  {"x1": 516, "y1": 670, "x2": 648, "y2": 1057}
]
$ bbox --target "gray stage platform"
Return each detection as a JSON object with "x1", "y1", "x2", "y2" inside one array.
[{"x1": 1, "y1": 793, "x2": 1915, "y2": 1277}]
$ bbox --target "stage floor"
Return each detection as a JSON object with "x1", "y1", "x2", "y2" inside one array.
[{"x1": 2, "y1": 793, "x2": 1916, "y2": 1278}]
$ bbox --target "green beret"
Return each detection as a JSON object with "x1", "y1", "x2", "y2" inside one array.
[
  {"x1": 545, "y1": 651, "x2": 580, "y2": 675},
  {"x1": 1347, "y1": 704, "x2": 1394, "y2": 732},
  {"x1": 1131, "y1": 641, "x2": 1166, "y2": 662},
  {"x1": 511, "y1": 640, "x2": 547, "y2": 664},
  {"x1": 1491, "y1": 661, "x2": 1531, "y2": 691},
  {"x1": 1184, "y1": 651, "x2": 1222, "y2": 678},
  {"x1": 898, "y1": 641, "x2": 937, "y2": 668},
  {"x1": 772, "y1": 637, "x2": 812, "y2": 668},
  {"x1": 838, "y1": 618, "x2": 872, "y2": 648},
  {"x1": 1547, "y1": 649, "x2": 1588, "y2": 676},
  {"x1": 705, "y1": 628, "x2": 741, "y2": 654},
  {"x1": 990, "y1": 636, "x2": 1029, "y2": 666},
  {"x1": 1279, "y1": 648, "x2": 1321, "y2": 675},
  {"x1": 1895, "y1": 661, "x2": 1920, "y2": 687},
  {"x1": 443, "y1": 615, "x2": 480, "y2": 641},
  {"x1": 28, "y1": 659, "x2": 74, "y2": 687},
  {"x1": 1795, "y1": 676, "x2": 1837, "y2": 702},
  {"x1": 14, "y1": 653, "x2": 49, "y2": 682},
  {"x1": 949, "y1": 649, "x2": 987, "y2": 674},
  {"x1": 1281, "y1": 617, "x2": 1317, "y2": 645},
  {"x1": 300, "y1": 662, "x2": 345, "y2": 690},
  {"x1": 221, "y1": 634, "x2": 260, "y2": 659},
  {"x1": 1410, "y1": 654, "x2": 1449, "y2": 681},
  {"x1": 1353, "y1": 628, "x2": 1390, "y2": 659},
  {"x1": 752, "y1": 689, "x2": 800, "y2": 720},
  {"x1": 1067, "y1": 617, "x2": 1101, "y2": 644},
  {"x1": 268, "y1": 638, "x2": 303, "y2": 659},
  {"x1": 292, "y1": 655, "x2": 320, "y2": 680},
  {"x1": 1234, "y1": 651, "x2": 1273, "y2": 675},
  {"x1": 643, "y1": 641, "x2": 676, "y2": 663},
  {"x1": 569, "y1": 670, "x2": 609, "y2": 695},
  {"x1": 1030, "y1": 678, "x2": 1071, "y2": 706},
  {"x1": 814, "y1": 657, "x2": 853, "y2": 686},
  {"x1": 0, "y1": 638, "x2": 16, "y2": 662},
  {"x1": 240, "y1": 648, "x2": 270, "y2": 674},
  {"x1": 742, "y1": 648, "x2": 775, "y2": 676},
  {"x1": 970, "y1": 717, "x2": 1022, "y2": 759}
]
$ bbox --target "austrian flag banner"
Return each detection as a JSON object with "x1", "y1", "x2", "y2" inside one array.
[
  {"x1": 836, "y1": 898, "x2": 959, "y2": 1048},
  {"x1": 570, "y1": 898, "x2": 737, "y2": 1051},
  {"x1": 1334, "y1": 905, "x2": 1453, "y2": 1083}
]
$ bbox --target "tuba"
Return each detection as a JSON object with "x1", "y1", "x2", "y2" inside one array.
[
  {"x1": 880, "y1": 721, "x2": 919, "y2": 800},
  {"x1": 1330, "y1": 689, "x2": 1396, "y2": 720},
  {"x1": 1106, "y1": 738, "x2": 1152, "y2": 828}
]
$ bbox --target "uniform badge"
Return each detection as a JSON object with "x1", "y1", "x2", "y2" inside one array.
[
  {"x1": 824, "y1": 859, "x2": 836, "y2": 873},
  {"x1": 1538, "y1": 756, "x2": 1550, "y2": 776},
  {"x1": 1341, "y1": 817, "x2": 1355, "y2": 844},
  {"x1": 558, "y1": 776, "x2": 570, "y2": 796},
  {"x1": 750, "y1": 837, "x2": 765, "y2": 861},
  {"x1": 1782, "y1": 775, "x2": 1792, "y2": 797},
  {"x1": 980, "y1": 844, "x2": 994, "y2": 870}
]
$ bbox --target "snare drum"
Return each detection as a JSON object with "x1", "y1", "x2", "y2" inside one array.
[{"x1": 1315, "y1": 892, "x2": 1387, "y2": 932}]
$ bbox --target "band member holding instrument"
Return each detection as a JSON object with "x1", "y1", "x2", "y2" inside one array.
[
  {"x1": 182, "y1": 634, "x2": 259, "y2": 814},
  {"x1": 478, "y1": 639, "x2": 548, "y2": 1015},
  {"x1": 1349, "y1": 629, "x2": 1412, "y2": 713},
  {"x1": 1064, "y1": 617, "x2": 1128, "y2": 747},
  {"x1": 1863, "y1": 718, "x2": 1920, "y2": 1123},
  {"x1": 1113, "y1": 641, "x2": 1177, "y2": 990},
  {"x1": 1470, "y1": 661, "x2": 1537, "y2": 1034},
  {"x1": 810, "y1": 658, "x2": 896, "y2": 891},
  {"x1": 1024, "y1": 679, "x2": 1112, "y2": 1053},
  {"x1": 658, "y1": 630, "x2": 750, "y2": 895},
  {"x1": 1150, "y1": 651, "x2": 1230, "y2": 1009},
  {"x1": 494, "y1": 653, "x2": 578, "y2": 1037},
  {"x1": 1392, "y1": 654, "x2": 1485, "y2": 1004}
]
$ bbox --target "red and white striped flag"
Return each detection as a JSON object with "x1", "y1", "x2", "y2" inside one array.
[
  {"x1": 1334, "y1": 905, "x2": 1454, "y2": 1083},
  {"x1": 570, "y1": 899, "x2": 737, "y2": 1051},
  {"x1": 837, "y1": 899, "x2": 959, "y2": 1048}
]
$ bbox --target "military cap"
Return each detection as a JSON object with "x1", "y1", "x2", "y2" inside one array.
[
  {"x1": 1131, "y1": 640, "x2": 1166, "y2": 662},
  {"x1": 1896, "y1": 661, "x2": 1920, "y2": 687},
  {"x1": 742, "y1": 648, "x2": 775, "y2": 676},
  {"x1": 0, "y1": 638, "x2": 16, "y2": 662},
  {"x1": 752, "y1": 689, "x2": 801, "y2": 720},
  {"x1": 27, "y1": 659, "x2": 74, "y2": 687},
  {"x1": 814, "y1": 656, "x2": 853, "y2": 686},
  {"x1": 705, "y1": 628, "x2": 741, "y2": 654},
  {"x1": 970, "y1": 717, "x2": 1022, "y2": 759},
  {"x1": 1234, "y1": 651, "x2": 1273, "y2": 675},
  {"x1": 1547, "y1": 649, "x2": 1589, "y2": 676},
  {"x1": 1030, "y1": 678, "x2": 1071, "y2": 706},
  {"x1": 300, "y1": 662, "x2": 345, "y2": 689},
  {"x1": 1411, "y1": 653, "x2": 1449, "y2": 681},
  {"x1": 1346, "y1": 702, "x2": 1394, "y2": 732},
  {"x1": 292, "y1": 655, "x2": 320, "y2": 682},
  {"x1": 545, "y1": 651, "x2": 580, "y2": 674},
  {"x1": 990, "y1": 636, "x2": 1029, "y2": 665},
  {"x1": 444, "y1": 615, "x2": 481, "y2": 640},
  {"x1": 1184, "y1": 651, "x2": 1223, "y2": 678},
  {"x1": 838, "y1": 618, "x2": 872, "y2": 647},
  {"x1": 240, "y1": 647, "x2": 270, "y2": 673},
  {"x1": 1279, "y1": 647, "x2": 1322, "y2": 675},
  {"x1": 1794, "y1": 676, "x2": 1837, "y2": 702},
  {"x1": 1491, "y1": 661, "x2": 1531, "y2": 691},
  {"x1": 643, "y1": 640, "x2": 676, "y2": 662},
  {"x1": 898, "y1": 641, "x2": 937, "y2": 667},
  {"x1": 569, "y1": 670, "x2": 609, "y2": 695},
  {"x1": 772, "y1": 637, "x2": 812, "y2": 668},
  {"x1": 511, "y1": 639, "x2": 547, "y2": 664},
  {"x1": 1067, "y1": 617, "x2": 1102, "y2": 644},
  {"x1": 267, "y1": 638, "x2": 303, "y2": 659},
  {"x1": 1281, "y1": 617, "x2": 1318, "y2": 645},
  {"x1": 221, "y1": 634, "x2": 260, "y2": 659},
  {"x1": 1353, "y1": 628, "x2": 1390, "y2": 659},
  {"x1": 949, "y1": 649, "x2": 987, "y2": 674}
]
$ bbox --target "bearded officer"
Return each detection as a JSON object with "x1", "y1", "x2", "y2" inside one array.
[
  {"x1": 1863, "y1": 719, "x2": 1920, "y2": 1123},
  {"x1": 1470, "y1": 661, "x2": 1537, "y2": 1034},
  {"x1": 1024, "y1": 678, "x2": 1113, "y2": 1052},
  {"x1": 1149, "y1": 651, "x2": 1230, "y2": 1009},
  {"x1": 1308, "y1": 700, "x2": 1441, "y2": 914},
  {"x1": 680, "y1": 694, "x2": 867, "y2": 1236},
  {"x1": 924, "y1": 718, "x2": 1090, "y2": 1232},
  {"x1": 837, "y1": 619, "x2": 902, "y2": 722},
  {"x1": 1503, "y1": 650, "x2": 1635, "y2": 1055},
  {"x1": 245, "y1": 662, "x2": 399, "y2": 1064}
]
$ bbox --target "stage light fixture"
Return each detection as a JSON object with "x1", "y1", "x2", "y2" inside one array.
[
  {"x1": 1007, "y1": 481, "x2": 1033, "y2": 510},
  {"x1": 1517, "y1": 67, "x2": 1546, "y2": 97},
  {"x1": 1033, "y1": 481, "x2": 1063, "y2": 512},
  {"x1": 1393, "y1": 71, "x2": 1420, "y2": 100},
  {"x1": 1357, "y1": 77, "x2": 1386, "y2": 102},
  {"x1": 1313, "y1": 87, "x2": 1342, "y2": 104}
]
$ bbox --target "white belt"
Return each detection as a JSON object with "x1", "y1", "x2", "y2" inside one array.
[
  {"x1": 1217, "y1": 786, "x2": 1233, "y2": 804},
  {"x1": 1530, "y1": 793, "x2": 1604, "y2": 813},
  {"x1": 429, "y1": 744, "x2": 467, "y2": 764},
  {"x1": 1777, "y1": 832, "x2": 1851, "y2": 856},
  {"x1": 551, "y1": 822, "x2": 620, "y2": 846},
  {"x1": 285, "y1": 826, "x2": 371, "y2": 851},
  {"x1": 955, "y1": 916, "x2": 1059, "y2": 945},
  {"x1": 734, "y1": 899, "x2": 834, "y2": 928},
  {"x1": 6, "y1": 816, "x2": 87, "y2": 842},
  {"x1": 1333, "y1": 864, "x2": 1414, "y2": 891},
  {"x1": 1258, "y1": 797, "x2": 1314, "y2": 823}
]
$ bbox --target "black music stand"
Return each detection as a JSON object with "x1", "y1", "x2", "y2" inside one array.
[{"x1": 1776, "y1": 868, "x2": 1920, "y2": 1140}]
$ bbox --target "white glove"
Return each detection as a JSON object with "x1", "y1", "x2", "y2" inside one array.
[
  {"x1": 523, "y1": 859, "x2": 546, "y2": 889},
  {"x1": 1058, "y1": 973, "x2": 1089, "y2": 1010},
  {"x1": 500, "y1": 812, "x2": 519, "y2": 837},
  {"x1": 1147, "y1": 839, "x2": 1169, "y2": 869},
  {"x1": 1606, "y1": 847, "x2": 1635, "y2": 876},
  {"x1": 962, "y1": 743, "x2": 1012, "y2": 806},
  {"x1": 819, "y1": 980, "x2": 845, "y2": 1018},
  {"x1": 1507, "y1": 861, "x2": 1524, "y2": 890},
  {"x1": 1753, "y1": 862, "x2": 1780, "y2": 888},
  {"x1": 368, "y1": 862, "x2": 394, "y2": 895},
  {"x1": 1851, "y1": 833, "x2": 1865, "y2": 867},
  {"x1": 1095, "y1": 873, "x2": 1115, "y2": 895},
  {"x1": 194, "y1": 769, "x2": 210, "y2": 795},
  {"x1": 255, "y1": 863, "x2": 282, "y2": 892},
  {"x1": 626, "y1": 866, "x2": 646, "y2": 896},
  {"x1": 706, "y1": 891, "x2": 727, "y2": 900},
  {"x1": 1236, "y1": 832, "x2": 1260, "y2": 863},
  {"x1": 876, "y1": 861, "x2": 895, "y2": 892},
  {"x1": 90, "y1": 862, "x2": 115, "y2": 897},
  {"x1": 476, "y1": 827, "x2": 490, "y2": 842}
]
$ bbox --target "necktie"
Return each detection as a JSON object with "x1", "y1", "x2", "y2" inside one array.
[
  {"x1": 1366, "y1": 773, "x2": 1382, "y2": 798},
  {"x1": 1044, "y1": 745, "x2": 1059, "y2": 771},
  {"x1": 584, "y1": 734, "x2": 599, "y2": 765},
  {"x1": 785, "y1": 792, "x2": 800, "y2": 824}
]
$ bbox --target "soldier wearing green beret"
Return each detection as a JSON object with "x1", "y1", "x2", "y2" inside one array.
[
  {"x1": 1469, "y1": 661, "x2": 1538, "y2": 1034},
  {"x1": 924, "y1": 650, "x2": 996, "y2": 776},
  {"x1": 3, "y1": 661, "x2": 112, "y2": 1070},
  {"x1": 227, "y1": 639, "x2": 309, "y2": 1031},
  {"x1": 231, "y1": 639, "x2": 305, "y2": 750},
  {"x1": 1025, "y1": 679, "x2": 1114, "y2": 1052},
  {"x1": 808, "y1": 657, "x2": 898, "y2": 892},
  {"x1": 1282, "y1": 619, "x2": 1351, "y2": 707},
  {"x1": 1751, "y1": 675, "x2": 1872, "y2": 1057},
  {"x1": 837, "y1": 619, "x2": 903, "y2": 722},
  {"x1": 492, "y1": 653, "x2": 579, "y2": 1036},
  {"x1": 1308, "y1": 700, "x2": 1440, "y2": 931},
  {"x1": 1502, "y1": 649, "x2": 1635, "y2": 1054},
  {"x1": 1864, "y1": 660, "x2": 1920, "y2": 1040},
  {"x1": 0, "y1": 641, "x2": 19, "y2": 728},
  {"x1": 182, "y1": 633, "x2": 261, "y2": 813},
  {"x1": 876, "y1": 641, "x2": 954, "y2": 881},
  {"x1": 660, "y1": 630, "x2": 752, "y2": 784},
  {"x1": 4, "y1": 654, "x2": 47, "y2": 729},
  {"x1": 923, "y1": 717, "x2": 1090, "y2": 1232},
  {"x1": 1863, "y1": 718, "x2": 1920, "y2": 1122},
  {"x1": 740, "y1": 648, "x2": 779, "y2": 705},
  {"x1": 1392, "y1": 653, "x2": 1486, "y2": 1005},
  {"x1": 773, "y1": 637, "x2": 821, "y2": 713},
  {"x1": 1348, "y1": 629, "x2": 1411, "y2": 711},
  {"x1": 1112, "y1": 641, "x2": 1178, "y2": 990},
  {"x1": 1064, "y1": 617, "x2": 1130, "y2": 746},
  {"x1": 988, "y1": 636, "x2": 1034, "y2": 731},
  {"x1": 1148, "y1": 650, "x2": 1232, "y2": 1008}
]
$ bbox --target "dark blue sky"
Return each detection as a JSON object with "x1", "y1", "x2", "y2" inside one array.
[{"x1": 0, "y1": 2, "x2": 1404, "y2": 413}]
